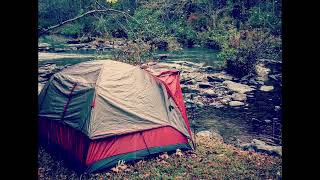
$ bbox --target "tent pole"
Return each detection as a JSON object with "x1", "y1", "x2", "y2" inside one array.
[{"x1": 140, "y1": 132, "x2": 151, "y2": 155}]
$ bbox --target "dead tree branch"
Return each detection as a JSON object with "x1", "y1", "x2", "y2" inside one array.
[{"x1": 39, "y1": 9, "x2": 141, "y2": 36}]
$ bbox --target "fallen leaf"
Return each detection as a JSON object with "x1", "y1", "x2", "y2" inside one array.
[
  {"x1": 143, "y1": 173, "x2": 150, "y2": 178},
  {"x1": 175, "y1": 149, "x2": 183, "y2": 157},
  {"x1": 111, "y1": 167, "x2": 120, "y2": 173},
  {"x1": 159, "y1": 152, "x2": 169, "y2": 159},
  {"x1": 174, "y1": 176, "x2": 184, "y2": 180},
  {"x1": 160, "y1": 160, "x2": 170, "y2": 165},
  {"x1": 118, "y1": 164, "x2": 128, "y2": 170}
]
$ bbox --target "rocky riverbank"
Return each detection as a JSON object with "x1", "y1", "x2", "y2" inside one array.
[
  {"x1": 39, "y1": 38, "x2": 130, "y2": 53},
  {"x1": 143, "y1": 60, "x2": 281, "y2": 110},
  {"x1": 141, "y1": 59, "x2": 282, "y2": 151}
]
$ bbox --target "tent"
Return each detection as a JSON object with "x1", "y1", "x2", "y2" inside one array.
[{"x1": 38, "y1": 60, "x2": 193, "y2": 173}]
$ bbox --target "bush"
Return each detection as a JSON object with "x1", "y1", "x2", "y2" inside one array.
[
  {"x1": 219, "y1": 28, "x2": 281, "y2": 77},
  {"x1": 111, "y1": 38, "x2": 153, "y2": 64}
]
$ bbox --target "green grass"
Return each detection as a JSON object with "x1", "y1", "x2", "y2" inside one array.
[{"x1": 38, "y1": 135, "x2": 281, "y2": 179}]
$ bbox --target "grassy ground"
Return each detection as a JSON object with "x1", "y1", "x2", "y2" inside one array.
[{"x1": 38, "y1": 134, "x2": 281, "y2": 179}]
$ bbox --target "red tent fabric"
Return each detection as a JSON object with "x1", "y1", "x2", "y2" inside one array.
[{"x1": 156, "y1": 70, "x2": 192, "y2": 137}]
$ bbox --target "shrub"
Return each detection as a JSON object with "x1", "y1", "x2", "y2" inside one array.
[
  {"x1": 220, "y1": 28, "x2": 281, "y2": 77},
  {"x1": 111, "y1": 38, "x2": 153, "y2": 64}
]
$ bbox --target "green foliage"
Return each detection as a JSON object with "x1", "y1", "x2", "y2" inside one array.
[
  {"x1": 38, "y1": 0, "x2": 282, "y2": 76},
  {"x1": 134, "y1": 8, "x2": 168, "y2": 38},
  {"x1": 222, "y1": 28, "x2": 281, "y2": 77},
  {"x1": 190, "y1": 14, "x2": 210, "y2": 32},
  {"x1": 247, "y1": 6, "x2": 281, "y2": 35},
  {"x1": 57, "y1": 23, "x2": 83, "y2": 37}
]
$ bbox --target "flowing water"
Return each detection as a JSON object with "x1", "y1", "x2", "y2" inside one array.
[
  {"x1": 38, "y1": 47, "x2": 282, "y2": 146},
  {"x1": 38, "y1": 48, "x2": 220, "y2": 66}
]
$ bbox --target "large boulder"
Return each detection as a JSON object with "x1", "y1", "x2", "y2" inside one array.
[
  {"x1": 223, "y1": 80, "x2": 254, "y2": 94},
  {"x1": 260, "y1": 85, "x2": 274, "y2": 92},
  {"x1": 229, "y1": 101, "x2": 245, "y2": 107},
  {"x1": 240, "y1": 139, "x2": 282, "y2": 157}
]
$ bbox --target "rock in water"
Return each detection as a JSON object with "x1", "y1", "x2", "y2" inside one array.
[
  {"x1": 196, "y1": 102, "x2": 204, "y2": 108},
  {"x1": 264, "y1": 119, "x2": 272, "y2": 124},
  {"x1": 180, "y1": 78, "x2": 196, "y2": 85},
  {"x1": 67, "y1": 39, "x2": 80, "y2": 44},
  {"x1": 204, "y1": 66, "x2": 215, "y2": 72},
  {"x1": 229, "y1": 101, "x2": 245, "y2": 107},
  {"x1": 207, "y1": 76, "x2": 224, "y2": 83},
  {"x1": 260, "y1": 85, "x2": 274, "y2": 92},
  {"x1": 203, "y1": 89, "x2": 218, "y2": 98},
  {"x1": 255, "y1": 63, "x2": 270, "y2": 82},
  {"x1": 231, "y1": 93, "x2": 247, "y2": 101},
  {"x1": 223, "y1": 80, "x2": 254, "y2": 94},
  {"x1": 220, "y1": 98, "x2": 230, "y2": 105},
  {"x1": 181, "y1": 86, "x2": 200, "y2": 93},
  {"x1": 38, "y1": 43, "x2": 51, "y2": 51},
  {"x1": 274, "y1": 106, "x2": 281, "y2": 111},
  {"x1": 198, "y1": 82, "x2": 213, "y2": 88}
]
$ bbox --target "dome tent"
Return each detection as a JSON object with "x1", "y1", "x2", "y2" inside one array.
[{"x1": 38, "y1": 60, "x2": 193, "y2": 173}]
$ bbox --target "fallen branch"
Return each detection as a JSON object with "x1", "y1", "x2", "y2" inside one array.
[
  {"x1": 257, "y1": 59, "x2": 282, "y2": 64},
  {"x1": 39, "y1": 9, "x2": 141, "y2": 36}
]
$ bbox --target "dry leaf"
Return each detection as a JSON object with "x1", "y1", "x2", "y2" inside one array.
[
  {"x1": 137, "y1": 160, "x2": 145, "y2": 165},
  {"x1": 160, "y1": 160, "x2": 170, "y2": 166},
  {"x1": 174, "y1": 176, "x2": 184, "y2": 180},
  {"x1": 143, "y1": 173, "x2": 150, "y2": 178},
  {"x1": 111, "y1": 160, "x2": 127, "y2": 173},
  {"x1": 175, "y1": 149, "x2": 183, "y2": 157},
  {"x1": 118, "y1": 164, "x2": 128, "y2": 170},
  {"x1": 111, "y1": 167, "x2": 120, "y2": 173},
  {"x1": 159, "y1": 152, "x2": 169, "y2": 159}
]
